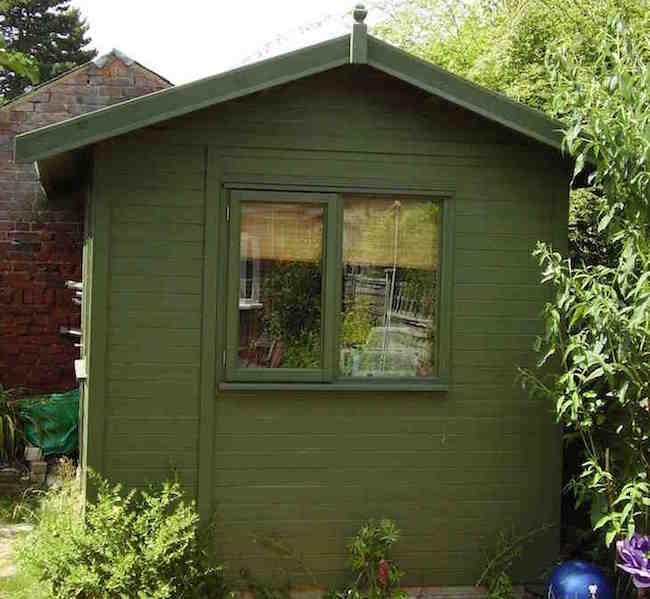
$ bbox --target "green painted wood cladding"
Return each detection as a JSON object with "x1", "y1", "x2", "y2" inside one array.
[{"x1": 75, "y1": 65, "x2": 568, "y2": 588}]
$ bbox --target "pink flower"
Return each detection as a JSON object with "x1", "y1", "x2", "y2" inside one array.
[{"x1": 378, "y1": 559, "x2": 389, "y2": 586}]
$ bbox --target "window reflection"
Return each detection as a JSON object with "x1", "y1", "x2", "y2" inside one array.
[
  {"x1": 239, "y1": 202, "x2": 323, "y2": 369},
  {"x1": 340, "y1": 197, "x2": 439, "y2": 378}
]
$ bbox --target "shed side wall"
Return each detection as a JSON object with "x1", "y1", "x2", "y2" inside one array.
[
  {"x1": 92, "y1": 143, "x2": 206, "y2": 496},
  {"x1": 92, "y1": 66, "x2": 568, "y2": 587}
]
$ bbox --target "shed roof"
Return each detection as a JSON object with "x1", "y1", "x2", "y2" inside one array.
[{"x1": 14, "y1": 27, "x2": 565, "y2": 166}]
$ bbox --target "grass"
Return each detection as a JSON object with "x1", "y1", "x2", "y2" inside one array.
[
  {"x1": 0, "y1": 568, "x2": 52, "y2": 599},
  {"x1": 0, "y1": 459, "x2": 77, "y2": 599},
  {"x1": 0, "y1": 488, "x2": 43, "y2": 524},
  {"x1": 0, "y1": 487, "x2": 50, "y2": 599}
]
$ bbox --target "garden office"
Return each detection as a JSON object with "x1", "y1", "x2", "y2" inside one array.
[{"x1": 15, "y1": 8, "x2": 572, "y2": 591}]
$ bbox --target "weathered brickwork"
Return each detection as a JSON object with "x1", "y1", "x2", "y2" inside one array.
[{"x1": 0, "y1": 53, "x2": 170, "y2": 392}]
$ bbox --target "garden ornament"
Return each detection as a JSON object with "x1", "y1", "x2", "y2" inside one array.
[{"x1": 547, "y1": 561, "x2": 613, "y2": 599}]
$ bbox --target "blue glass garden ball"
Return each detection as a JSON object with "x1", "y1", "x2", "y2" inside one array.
[{"x1": 547, "y1": 561, "x2": 613, "y2": 599}]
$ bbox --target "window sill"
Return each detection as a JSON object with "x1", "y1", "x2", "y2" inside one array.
[{"x1": 218, "y1": 381, "x2": 449, "y2": 393}]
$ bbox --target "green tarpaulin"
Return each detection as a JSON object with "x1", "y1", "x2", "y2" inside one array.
[{"x1": 19, "y1": 389, "x2": 79, "y2": 456}]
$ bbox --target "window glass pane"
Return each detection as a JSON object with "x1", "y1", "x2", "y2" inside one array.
[
  {"x1": 239, "y1": 202, "x2": 323, "y2": 369},
  {"x1": 340, "y1": 196, "x2": 440, "y2": 378}
]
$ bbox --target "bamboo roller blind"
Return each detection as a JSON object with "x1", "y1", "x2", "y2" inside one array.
[{"x1": 240, "y1": 196, "x2": 439, "y2": 270}]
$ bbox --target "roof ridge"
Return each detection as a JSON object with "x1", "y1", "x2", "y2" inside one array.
[{"x1": 93, "y1": 48, "x2": 135, "y2": 68}]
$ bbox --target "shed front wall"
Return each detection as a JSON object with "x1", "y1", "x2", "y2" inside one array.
[{"x1": 88, "y1": 66, "x2": 568, "y2": 587}]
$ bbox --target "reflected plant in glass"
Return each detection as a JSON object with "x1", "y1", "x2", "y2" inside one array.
[
  {"x1": 261, "y1": 259, "x2": 322, "y2": 365},
  {"x1": 238, "y1": 201, "x2": 324, "y2": 370}
]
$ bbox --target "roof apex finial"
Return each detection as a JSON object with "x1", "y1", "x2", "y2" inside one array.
[
  {"x1": 353, "y1": 3, "x2": 368, "y2": 24},
  {"x1": 350, "y1": 3, "x2": 368, "y2": 63}
]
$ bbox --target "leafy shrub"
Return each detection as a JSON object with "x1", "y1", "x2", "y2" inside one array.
[
  {"x1": 476, "y1": 525, "x2": 553, "y2": 599},
  {"x1": 283, "y1": 330, "x2": 321, "y2": 369},
  {"x1": 329, "y1": 519, "x2": 406, "y2": 599},
  {"x1": 16, "y1": 472, "x2": 227, "y2": 599},
  {"x1": 263, "y1": 261, "x2": 322, "y2": 342}
]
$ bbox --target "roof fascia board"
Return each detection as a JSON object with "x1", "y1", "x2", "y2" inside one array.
[
  {"x1": 15, "y1": 35, "x2": 350, "y2": 162},
  {"x1": 366, "y1": 35, "x2": 564, "y2": 151}
]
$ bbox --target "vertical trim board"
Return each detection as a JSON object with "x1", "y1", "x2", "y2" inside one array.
[
  {"x1": 197, "y1": 147, "x2": 220, "y2": 519},
  {"x1": 86, "y1": 150, "x2": 111, "y2": 478}
]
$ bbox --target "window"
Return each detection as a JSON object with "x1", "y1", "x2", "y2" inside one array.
[{"x1": 224, "y1": 190, "x2": 448, "y2": 387}]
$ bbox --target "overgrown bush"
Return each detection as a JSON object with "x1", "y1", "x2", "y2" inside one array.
[
  {"x1": 263, "y1": 261, "x2": 322, "y2": 342},
  {"x1": 16, "y1": 472, "x2": 228, "y2": 599},
  {"x1": 521, "y1": 14, "x2": 649, "y2": 552}
]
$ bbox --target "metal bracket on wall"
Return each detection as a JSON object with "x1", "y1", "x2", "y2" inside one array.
[{"x1": 59, "y1": 326, "x2": 82, "y2": 338}]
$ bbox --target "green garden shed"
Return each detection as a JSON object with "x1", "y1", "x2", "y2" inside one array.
[{"x1": 15, "y1": 8, "x2": 570, "y2": 591}]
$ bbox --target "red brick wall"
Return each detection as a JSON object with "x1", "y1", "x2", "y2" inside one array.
[{"x1": 0, "y1": 55, "x2": 170, "y2": 392}]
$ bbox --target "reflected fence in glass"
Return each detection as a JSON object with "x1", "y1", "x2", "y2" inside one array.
[{"x1": 340, "y1": 196, "x2": 440, "y2": 379}]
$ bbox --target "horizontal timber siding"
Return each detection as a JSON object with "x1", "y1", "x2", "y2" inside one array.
[
  {"x1": 92, "y1": 65, "x2": 569, "y2": 588},
  {"x1": 95, "y1": 142, "x2": 206, "y2": 494}
]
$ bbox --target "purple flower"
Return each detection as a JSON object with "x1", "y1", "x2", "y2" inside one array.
[{"x1": 617, "y1": 534, "x2": 650, "y2": 589}]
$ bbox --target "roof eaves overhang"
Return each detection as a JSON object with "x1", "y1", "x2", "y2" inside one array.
[
  {"x1": 15, "y1": 35, "x2": 351, "y2": 163},
  {"x1": 366, "y1": 36, "x2": 565, "y2": 152}
]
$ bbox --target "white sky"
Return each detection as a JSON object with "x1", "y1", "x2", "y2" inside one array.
[{"x1": 70, "y1": 0, "x2": 364, "y2": 85}]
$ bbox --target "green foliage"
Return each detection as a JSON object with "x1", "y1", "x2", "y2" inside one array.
[
  {"x1": 0, "y1": 0, "x2": 96, "y2": 101},
  {"x1": 476, "y1": 524, "x2": 554, "y2": 594},
  {"x1": 0, "y1": 486, "x2": 44, "y2": 524},
  {"x1": 569, "y1": 190, "x2": 618, "y2": 268},
  {"x1": 329, "y1": 519, "x2": 406, "y2": 599},
  {"x1": 486, "y1": 573, "x2": 512, "y2": 599},
  {"x1": 16, "y1": 473, "x2": 228, "y2": 599},
  {"x1": 0, "y1": 36, "x2": 38, "y2": 87},
  {"x1": 375, "y1": 0, "x2": 650, "y2": 115},
  {"x1": 520, "y1": 16, "x2": 650, "y2": 548},
  {"x1": 262, "y1": 260, "x2": 322, "y2": 366},
  {"x1": 0, "y1": 386, "x2": 24, "y2": 462},
  {"x1": 283, "y1": 330, "x2": 321, "y2": 369},
  {"x1": 0, "y1": 566, "x2": 51, "y2": 599}
]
